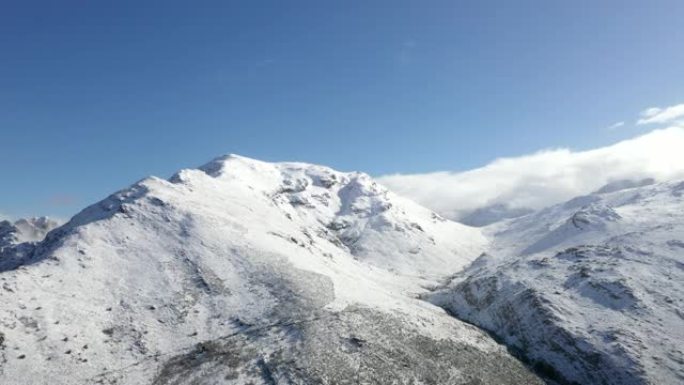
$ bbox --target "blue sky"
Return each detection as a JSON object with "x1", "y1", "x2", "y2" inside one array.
[{"x1": 2, "y1": 0, "x2": 684, "y2": 219}]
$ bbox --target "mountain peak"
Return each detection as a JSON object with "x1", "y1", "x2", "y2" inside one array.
[
  {"x1": 0, "y1": 155, "x2": 542, "y2": 385},
  {"x1": 197, "y1": 153, "x2": 267, "y2": 177}
]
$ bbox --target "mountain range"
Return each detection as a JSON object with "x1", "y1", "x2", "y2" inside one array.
[{"x1": 0, "y1": 154, "x2": 681, "y2": 385}]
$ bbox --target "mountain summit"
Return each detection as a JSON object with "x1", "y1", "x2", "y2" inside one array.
[
  {"x1": 4, "y1": 154, "x2": 681, "y2": 385},
  {"x1": 0, "y1": 155, "x2": 539, "y2": 385}
]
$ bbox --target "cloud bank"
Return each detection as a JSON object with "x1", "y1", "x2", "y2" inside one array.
[
  {"x1": 637, "y1": 103, "x2": 684, "y2": 125},
  {"x1": 379, "y1": 126, "x2": 684, "y2": 222}
]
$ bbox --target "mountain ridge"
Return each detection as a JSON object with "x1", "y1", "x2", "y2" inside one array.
[
  {"x1": 431, "y1": 179, "x2": 684, "y2": 384},
  {"x1": 0, "y1": 154, "x2": 539, "y2": 385},
  {"x1": 3, "y1": 154, "x2": 682, "y2": 384}
]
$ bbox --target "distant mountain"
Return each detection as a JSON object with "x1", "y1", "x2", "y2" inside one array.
[
  {"x1": 592, "y1": 177, "x2": 655, "y2": 194},
  {"x1": 0, "y1": 217, "x2": 60, "y2": 272},
  {"x1": 453, "y1": 179, "x2": 657, "y2": 228},
  {"x1": 458, "y1": 203, "x2": 534, "y2": 227},
  {"x1": 0, "y1": 155, "x2": 540, "y2": 385},
  {"x1": 430, "y1": 180, "x2": 684, "y2": 385},
  {"x1": 0, "y1": 217, "x2": 60, "y2": 247}
]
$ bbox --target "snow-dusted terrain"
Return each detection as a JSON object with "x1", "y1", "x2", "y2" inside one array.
[
  {"x1": 0, "y1": 217, "x2": 60, "y2": 272},
  {"x1": 0, "y1": 217, "x2": 60, "y2": 247},
  {"x1": 0, "y1": 155, "x2": 541, "y2": 385},
  {"x1": 3, "y1": 154, "x2": 682, "y2": 385},
  {"x1": 431, "y1": 180, "x2": 684, "y2": 384}
]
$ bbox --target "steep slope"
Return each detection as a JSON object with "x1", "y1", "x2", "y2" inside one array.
[
  {"x1": 0, "y1": 155, "x2": 541, "y2": 385},
  {"x1": 431, "y1": 180, "x2": 684, "y2": 384}
]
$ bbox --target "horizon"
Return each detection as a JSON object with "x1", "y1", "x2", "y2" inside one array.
[
  {"x1": 2, "y1": 1, "x2": 684, "y2": 219},
  {"x1": 3, "y1": 125, "x2": 684, "y2": 222}
]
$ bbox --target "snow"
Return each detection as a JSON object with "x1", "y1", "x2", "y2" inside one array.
[
  {"x1": 0, "y1": 217, "x2": 60, "y2": 273},
  {"x1": 0, "y1": 217, "x2": 59, "y2": 247},
  {"x1": 0, "y1": 154, "x2": 539, "y2": 385},
  {"x1": 3, "y1": 153, "x2": 681, "y2": 384},
  {"x1": 431, "y1": 180, "x2": 684, "y2": 384}
]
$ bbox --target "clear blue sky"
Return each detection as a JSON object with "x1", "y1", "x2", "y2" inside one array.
[{"x1": 2, "y1": 0, "x2": 683, "y2": 219}]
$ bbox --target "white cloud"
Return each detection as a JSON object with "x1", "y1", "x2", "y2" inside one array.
[
  {"x1": 607, "y1": 121, "x2": 625, "y2": 130},
  {"x1": 637, "y1": 103, "x2": 684, "y2": 125},
  {"x1": 378, "y1": 126, "x2": 684, "y2": 221}
]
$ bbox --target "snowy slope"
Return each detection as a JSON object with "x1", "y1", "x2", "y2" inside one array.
[
  {"x1": 0, "y1": 155, "x2": 540, "y2": 385},
  {"x1": 431, "y1": 180, "x2": 684, "y2": 384}
]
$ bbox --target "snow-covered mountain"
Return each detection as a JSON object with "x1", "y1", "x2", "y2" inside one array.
[
  {"x1": 0, "y1": 155, "x2": 541, "y2": 385},
  {"x1": 430, "y1": 180, "x2": 684, "y2": 384},
  {"x1": 0, "y1": 217, "x2": 60, "y2": 272},
  {"x1": 458, "y1": 203, "x2": 534, "y2": 227},
  {"x1": 3, "y1": 154, "x2": 682, "y2": 385},
  {"x1": 0, "y1": 217, "x2": 60, "y2": 247}
]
